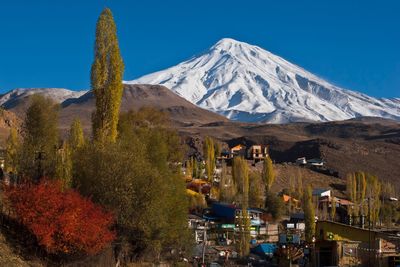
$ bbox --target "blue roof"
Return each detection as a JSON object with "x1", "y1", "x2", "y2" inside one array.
[{"x1": 251, "y1": 243, "x2": 277, "y2": 255}]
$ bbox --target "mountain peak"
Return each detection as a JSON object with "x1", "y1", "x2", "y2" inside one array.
[
  {"x1": 213, "y1": 37, "x2": 243, "y2": 47},
  {"x1": 210, "y1": 38, "x2": 254, "y2": 53},
  {"x1": 127, "y1": 40, "x2": 400, "y2": 124}
]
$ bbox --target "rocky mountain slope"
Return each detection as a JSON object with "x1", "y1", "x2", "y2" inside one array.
[
  {"x1": 59, "y1": 84, "x2": 227, "y2": 132},
  {"x1": 0, "y1": 88, "x2": 86, "y2": 117},
  {"x1": 181, "y1": 117, "x2": 400, "y2": 191},
  {"x1": 127, "y1": 38, "x2": 400, "y2": 123},
  {"x1": 0, "y1": 85, "x2": 226, "y2": 133}
]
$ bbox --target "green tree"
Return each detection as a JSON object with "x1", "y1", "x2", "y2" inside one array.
[
  {"x1": 68, "y1": 118, "x2": 85, "y2": 151},
  {"x1": 381, "y1": 202, "x2": 398, "y2": 227},
  {"x1": 249, "y1": 171, "x2": 264, "y2": 208},
  {"x1": 203, "y1": 136, "x2": 215, "y2": 181},
  {"x1": 233, "y1": 157, "x2": 250, "y2": 257},
  {"x1": 262, "y1": 156, "x2": 275, "y2": 192},
  {"x1": 346, "y1": 173, "x2": 356, "y2": 212},
  {"x1": 192, "y1": 158, "x2": 198, "y2": 178},
  {"x1": 381, "y1": 182, "x2": 397, "y2": 227},
  {"x1": 296, "y1": 170, "x2": 304, "y2": 200},
  {"x1": 356, "y1": 172, "x2": 367, "y2": 215},
  {"x1": 265, "y1": 191, "x2": 284, "y2": 220},
  {"x1": 91, "y1": 8, "x2": 124, "y2": 144},
  {"x1": 75, "y1": 109, "x2": 190, "y2": 260},
  {"x1": 55, "y1": 141, "x2": 73, "y2": 189},
  {"x1": 219, "y1": 161, "x2": 237, "y2": 203},
  {"x1": 20, "y1": 95, "x2": 59, "y2": 180},
  {"x1": 347, "y1": 172, "x2": 367, "y2": 218},
  {"x1": 5, "y1": 127, "x2": 20, "y2": 173},
  {"x1": 304, "y1": 185, "x2": 315, "y2": 242},
  {"x1": 214, "y1": 141, "x2": 221, "y2": 160},
  {"x1": 347, "y1": 171, "x2": 382, "y2": 227},
  {"x1": 189, "y1": 193, "x2": 207, "y2": 212},
  {"x1": 366, "y1": 174, "x2": 381, "y2": 227}
]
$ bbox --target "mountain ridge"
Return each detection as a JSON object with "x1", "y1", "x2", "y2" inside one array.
[{"x1": 126, "y1": 38, "x2": 400, "y2": 123}]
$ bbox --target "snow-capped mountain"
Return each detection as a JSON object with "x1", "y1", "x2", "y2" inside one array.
[
  {"x1": 126, "y1": 38, "x2": 400, "y2": 123},
  {"x1": 0, "y1": 88, "x2": 86, "y2": 108}
]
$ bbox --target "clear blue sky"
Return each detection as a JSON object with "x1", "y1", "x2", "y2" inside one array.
[{"x1": 1, "y1": 0, "x2": 399, "y2": 97}]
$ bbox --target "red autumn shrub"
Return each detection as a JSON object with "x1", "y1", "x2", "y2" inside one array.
[{"x1": 4, "y1": 179, "x2": 115, "y2": 255}]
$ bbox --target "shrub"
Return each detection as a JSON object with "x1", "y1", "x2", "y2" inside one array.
[{"x1": 4, "y1": 179, "x2": 115, "y2": 256}]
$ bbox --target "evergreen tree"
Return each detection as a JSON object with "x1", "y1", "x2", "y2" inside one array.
[
  {"x1": 262, "y1": 156, "x2": 275, "y2": 192},
  {"x1": 91, "y1": 8, "x2": 124, "y2": 144},
  {"x1": 68, "y1": 118, "x2": 85, "y2": 151},
  {"x1": 20, "y1": 95, "x2": 59, "y2": 180},
  {"x1": 304, "y1": 185, "x2": 315, "y2": 242},
  {"x1": 5, "y1": 127, "x2": 20, "y2": 174}
]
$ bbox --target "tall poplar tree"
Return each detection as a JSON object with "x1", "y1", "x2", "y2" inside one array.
[
  {"x1": 203, "y1": 137, "x2": 215, "y2": 181},
  {"x1": 55, "y1": 141, "x2": 73, "y2": 189},
  {"x1": 304, "y1": 185, "x2": 315, "y2": 242},
  {"x1": 68, "y1": 118, "x2": 85, "y2": 151},
  {"x1": 262, "y1": 156, "x2": 275, "y2": 192},
  {"x1": 233, "y1": 157, "x2": 250, "y2": 257},
  {"x1": 219, "y1": 161, "x2": 236, "y2": 203},
  {"x1": 5, "y1": 127, "x2": 20, "y2": 173},
  {"x1": 91, "y1": 8, "x2": 124, "y2": 144},
  {"x1": 20, "y1": 95, "x2": 59, "y2": 180}
]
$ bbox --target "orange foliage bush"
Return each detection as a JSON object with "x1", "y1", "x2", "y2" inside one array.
[{"x1": 4, "y1": 179, "x2": 115, "y2": 255}]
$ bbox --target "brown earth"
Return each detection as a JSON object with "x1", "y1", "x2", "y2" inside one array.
[
  {"x1": 59, "y1": 84, "x2": 228, "y2": 134},
  {"x1": 1, "y1": 84, "x2": 399, "y2": 193},
  {"x1": 185, "y1": 118, "x2": 400, "y2": 192}
]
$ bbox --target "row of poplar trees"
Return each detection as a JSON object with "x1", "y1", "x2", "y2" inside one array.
[
  {"x1": 346, "y1": 171, "x2": 399, "y2": 227},
  {"x1": 4, "y1": 8, "x2": 190, "y2": 262}
]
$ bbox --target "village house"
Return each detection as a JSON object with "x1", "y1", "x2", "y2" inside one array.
[
  {"x1": 282, "y1": 194, "x2": 301, "y2": 210},
  {"x1": 295, "y1": 157, "x2": 325, "y2": 167},
  {"x1": 312, "y1": 188, "x2": 331, "y2": 198},
  {"x1": 316, "y1": 220, "x2": 400, "y2": 267},
  {"x1": 229, "y1": 144, "x2": 246, "y2": 158},
  {"x1": 284, "y1": 213, "x2": 306, "y2": 232},
  {"x1": 188, "y1": 214, "x2": 209, "y2": 243},
  {"x1": 307, "y1": 158, "x2": 324, "y2": 167},
  {"x1": 227, "y1": 144, "x2": 269, "y2": 162},
  {"x1": 246, "y1": 144, "x2": 268, "y2": 162},
  {"x1": 295, "y1": 157, "x2": 307, "y2": 165},
  {"x1": 318, "y1": 196, "x2": 354, "y2": 223}
]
